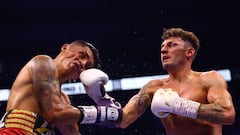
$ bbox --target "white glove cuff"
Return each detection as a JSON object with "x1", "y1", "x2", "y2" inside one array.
[
  {"x1": 172, "y1": 97, "x2": 201, "y2": 118},
  {"x1": 98, "y1": 106, "x2": 120, "y2": 122},
  {"x1": 78, "y1": 106, "x2": 97, "y2": 124}
]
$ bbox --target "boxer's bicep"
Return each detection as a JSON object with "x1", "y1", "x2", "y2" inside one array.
[
  {"x1": 120, "y1": 90, "x2": 151, "y2": 128},
  {"x1": 30, "y1": 55, "x2": 58, "y2": 113},
  {"x1": 198, "y1": 71, "x2": 235, "y2": 124},
  {"x1": 134, "y1": 92, "x2": 152, "y2": 114}
]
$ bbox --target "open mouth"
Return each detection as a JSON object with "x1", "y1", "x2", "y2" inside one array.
[
  {"x1": 71, "y1": 62, "x2": 81, "y2": 71},
  {"x1": 162, "y1": 56, "x2": 169, "y2": 62}
]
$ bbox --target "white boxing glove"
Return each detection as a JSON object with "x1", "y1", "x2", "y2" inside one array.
[
  {"x1": 79, "y1": 68, "x2": 109, "y2": 103},
  {"x1": 151, "y1": 88, "x2": 178, "y2": 118},
  {"x1": 151, "y1": 88, "x2": 201, "y2": 119}
]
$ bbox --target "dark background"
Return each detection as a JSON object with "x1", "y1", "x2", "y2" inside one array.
[
  {"x1": 0, "y1": 0, "x2": 239, "y2": 88},
  {"x1": 0, "y1": 0, "x2": 239, "y2": 134}
]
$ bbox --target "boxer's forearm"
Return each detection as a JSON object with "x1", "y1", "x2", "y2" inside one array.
[
  {"x1": 46, "y1": 105, "x2": 81, "y2": 125},
  {"x1": 196, "y1": 103, "x2": 235, "y2": 125}
]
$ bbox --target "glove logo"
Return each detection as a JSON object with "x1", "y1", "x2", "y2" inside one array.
[
  {"x1": 165, "y1": 101, "x2": 170, "y2": 106},
  {"x1": 107, "y1": 107, "x2": 119, "y2": 121},
  {"x1": 165, "y1": 96, "x2": 172, "y2": 106}
]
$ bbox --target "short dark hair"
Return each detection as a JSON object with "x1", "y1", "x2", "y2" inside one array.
[
  {"x1": 71, "y1": 40, "x2": 101, "y2": 69},
  {"x1": 161, "y1": 28, "x2": 200, "y2": 52}
]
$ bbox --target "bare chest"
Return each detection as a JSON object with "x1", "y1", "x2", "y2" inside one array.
[{"x1": 162, "y1": 79, "x2": 207, "y2": 102}]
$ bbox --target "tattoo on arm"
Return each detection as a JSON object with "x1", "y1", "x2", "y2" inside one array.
[
  {"x1": 132, "y1": 91, "x2": 151, "y2": 115},
  {"x1": 198, "y1": 104, "x2": 225, "y2": 123},
  {"x1": 31, "y1": 56, "x2": 58, "y2": 113},
  {"x1": 131, "y1": 81, "x2": 158, "y2": 115}
]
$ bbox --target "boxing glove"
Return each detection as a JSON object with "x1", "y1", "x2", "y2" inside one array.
[
  {"x1": 80, "y1": 68, "x2": 122, "y2": 108},
  {"x1": 151, "y1": 88, "x2": 201, "y2": 119},
  {"x1": 79, "y1": 68, "x2": 109, "y2": 103}
]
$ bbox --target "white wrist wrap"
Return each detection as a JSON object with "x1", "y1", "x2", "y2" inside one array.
[
  {"x1": 99, "y1": 106, "x2": 106, "y2": 121},
  {"x1": 173, "y1": 97, "x2": 201, "y2": 118},
  {"x1": 79, "y1": 106, "x2": 97, "y2": 124},
  {"x1": 99, "y1": 106, "x2": 120, "y2": 121}
]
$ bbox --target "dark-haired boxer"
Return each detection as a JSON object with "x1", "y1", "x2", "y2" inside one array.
[{"x1": 0, "y1": 40, "x2": 122, "y2": 135}]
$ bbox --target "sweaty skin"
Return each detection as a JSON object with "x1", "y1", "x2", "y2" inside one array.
[
  {"x1": 5, "y1": 42, "x2": 95, "y2": 135},
  {"x1": 118, "y1": 32, "x2": 235, "y2": 135},
  {"x1": 120, "y1": 68, "x2": 235, "y2": 135}
]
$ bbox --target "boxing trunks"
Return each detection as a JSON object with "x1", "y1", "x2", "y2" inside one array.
[{"x1": 0, "y1": 109, "x2": 55, "y2": 135}]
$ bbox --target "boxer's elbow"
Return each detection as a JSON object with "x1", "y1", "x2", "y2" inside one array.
[
  {"x1": 118, "y1": 122, "x2": 129, "y2": 129},
  {"x1": 214, "y1": 105, "x2": 236, "y2": 125},
  {"x1": 43, "y1": 110, "x2": 69, "y2": 125},
  {"x1": 223, "y1": 109, "x2": 235, "y2": 125},
  {"x1": 44, "y1": 111, "x2": 61, "y2": 125},
  {"x1": 118, "y1": 111, "x2": 137, "y2": 129}
]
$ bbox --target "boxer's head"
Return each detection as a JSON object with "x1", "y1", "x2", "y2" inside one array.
[{"x1": 70, "y1": 40, "x2": 101, "y2": 69}]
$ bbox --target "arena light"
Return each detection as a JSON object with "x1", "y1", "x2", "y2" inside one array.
[
  {"x1": 120, "y1": 74, "x2": 169, "y2": 90},
  {"x1": 0, "y1": 69, "x2": 232, "y2": 101},
  {"x1": 61, "y1": 79, "x2": 114, "y2": 95},
  {"x1": 0, "y1": 89, "x2": 10, "y2": 101},
  {"x1": 217, "y1": 69, "x2": 231, "y2": 82},
  {"x1": 59, "y1": 68, "x2": 233, "y2": 94}
]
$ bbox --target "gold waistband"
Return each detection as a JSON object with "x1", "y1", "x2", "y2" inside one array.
[{"x1": 4, "y1": 109, "x2": 37, "y2": 135}]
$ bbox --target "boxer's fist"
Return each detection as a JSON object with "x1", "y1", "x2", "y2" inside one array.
[
  {"x1": 79, "y1": 68, "x2": 109, "y2": 103},
  {"x1": 151, "y1": 88, "x2": 178, "y2": 118},
  {"x1": 151, "y1": 88, "x2": 201, "y2": 119}
]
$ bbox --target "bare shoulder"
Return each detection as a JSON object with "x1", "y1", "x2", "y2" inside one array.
[
  {"x1": 29, "y1": 55, "x2": 54, "y2": 70},
  {"x1": 200, "y1": 70, "x2": 221, "y2": 76},
  {"x1": 200, "y1": 70, "x2": 225, "y2": 81},
  {"x1": 12, "y1": 55, "x2": 52, "y2": 84},
  {"x1": 28, "y1": 55, "x2": 56, "y2": 82},
  {"x1": 144, "y1": 79, "x2": 164, "y2": 88},
  {"x1": 24, "y1": 55, "x2": 52, "y2": 69},
  {"x1": 198, "y1": 70, "x2": 227, "y2": 89},
  {"x1": 31, "y1": 54, "x2": 52, "y2": 62},
  {"x1": 140, "y1": 79, "x2": 165, "y2": 95}
]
